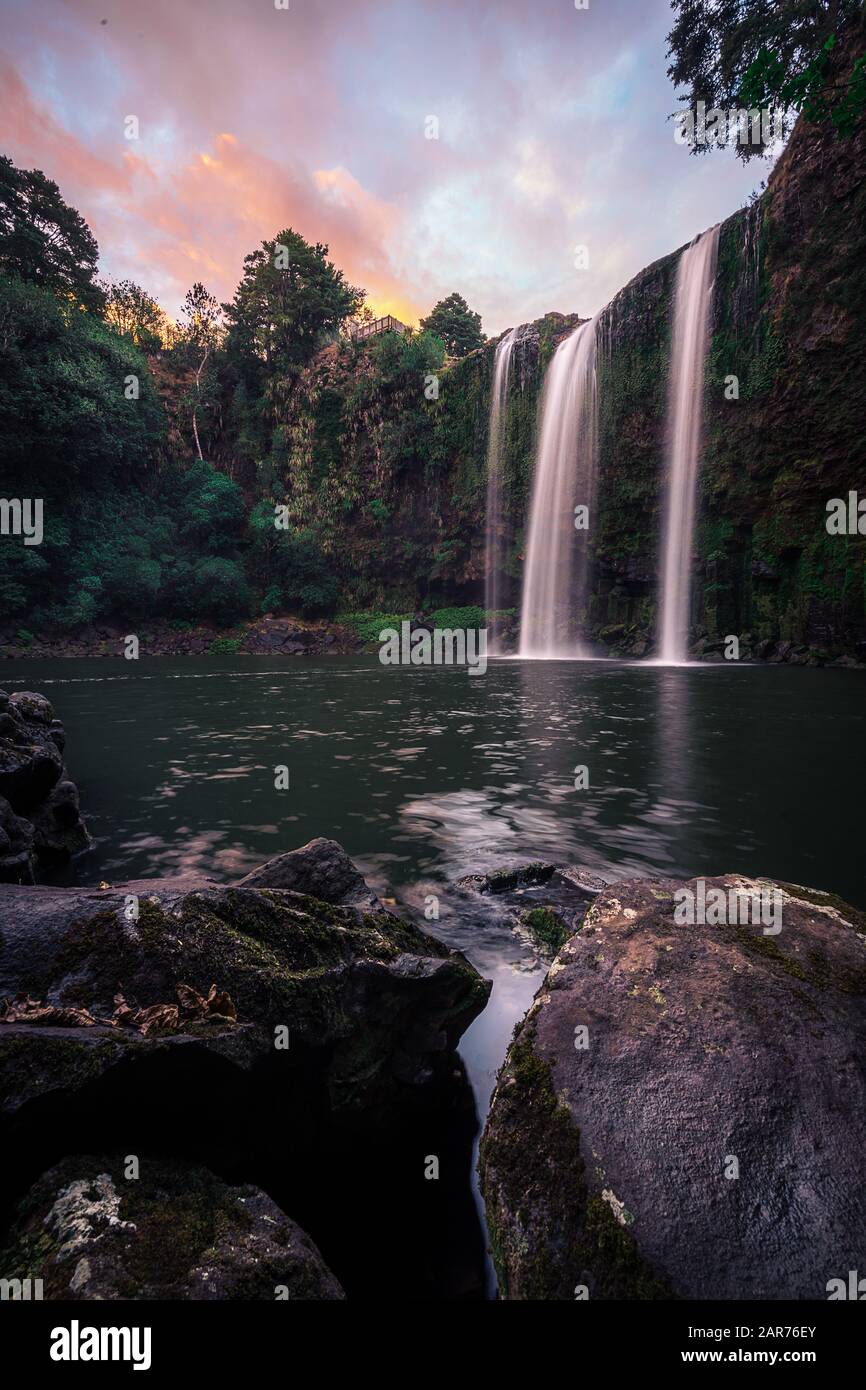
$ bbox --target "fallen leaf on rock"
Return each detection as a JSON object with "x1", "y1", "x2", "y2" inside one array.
[
  {"x1": 111, "y1": 982, "x2": 237, "y2": 1035},
  {"x1": 205, "y1": 983, "x2": 237, "y2": 1021},
  {"x1": 0, "y1": 993, "x2": 98, "y2": 1027},
  {"x1": 134, "y1": 1003, "x2": 181, "y2": 1037},
  {"x1": 1, "y1": 982, "x2": 237, "y2": 1036}
]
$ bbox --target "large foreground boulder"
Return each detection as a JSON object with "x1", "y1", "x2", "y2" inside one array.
[
  {"x1": 0, "y1": 837, "x2": 488, "y2": 1119},
  {"x1": 0, "y1": 1155, "x2": 344, "y2": 1299},
  {"x1": 0, "y1": 689, "x2": 90, "y2": 881},
  {"x1": 480, "y1": 874, "x2": 866, "y2": 1300},
  {"x1": 0, "y1": 839, "x2": 489, "y2": 1211}
]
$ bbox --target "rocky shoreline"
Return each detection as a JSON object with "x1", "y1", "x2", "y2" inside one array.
[
  {"x1": 3, "y1": 616, "x2": 864, "y2": 667},
  {"x1": 0, "y1": 615, "x2": 363, "y2": 661}
]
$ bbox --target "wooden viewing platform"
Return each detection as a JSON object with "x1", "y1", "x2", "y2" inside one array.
[{"x1": 347, "y1": 314, "x2": 410, "y2": 342}]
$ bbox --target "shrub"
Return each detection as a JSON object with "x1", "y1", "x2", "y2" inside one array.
[
  {"x1": 337, "y1": 610, "x2": 411, "y2": 643},
  {"x1": 174, "y1": 459, "x2": 246, "y2": 553},
  {"x1": 248, "y1": 507, "x2": 339, "y2": 616},
  {"x1": 185, "y1": 557, "x2": 252, "y2": 623},
  {"x1": 427, "y1": 605, "x2": 486, "y2": 630},
  {"x1": 103, "y1": 556, "x2": 162, "y2": 619}
]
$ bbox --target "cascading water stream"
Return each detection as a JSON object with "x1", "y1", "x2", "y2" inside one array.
[
  {"x1": 657, "y1": 225, "x2": 720, "y2": 664},
  {"x1": 484, "y1": 327, "x2": 518, "y2": 653},
  {"x1": 519, "y1": 317, "x2": 597, "y2": 658}
]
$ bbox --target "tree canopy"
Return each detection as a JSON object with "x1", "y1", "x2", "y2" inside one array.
[
  {"x1": 0, "y1": 156, "x2": 104, "y2": 310},
  {"x1": 104, "y1": 278, "x2": 167, "y2": 348},
  {"x1": 223, "y1": 228, "x2": 364, "y2": 378},
  {"x1": 419, "y1": 292, "x2": 484, "y2": 357},
  {"x1": 667, "y1": 0, "x2": 866, "y2": 157},
  {"x1": 0, "y1": 275, "x2": 164, "y2": 487}
]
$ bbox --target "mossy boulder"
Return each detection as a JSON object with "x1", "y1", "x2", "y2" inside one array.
[
  {"x1": 0, "y1": 838, "x2": 490, "y2": 1206},
  {"x1": 0, "y1": 1155, "x2": 344, "y2": 1300},
  {"x1": 480, "y1": 874, "x2": 866, "y2": 1299}
]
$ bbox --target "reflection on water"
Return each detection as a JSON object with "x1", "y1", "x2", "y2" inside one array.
[{"x1": 4, "y1": 654, "x2": 864, "y2": 1216}]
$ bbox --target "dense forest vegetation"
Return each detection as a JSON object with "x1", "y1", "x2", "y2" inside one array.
[{"x1": 0, "y1": 152, "x2": 487, "y2": 640}]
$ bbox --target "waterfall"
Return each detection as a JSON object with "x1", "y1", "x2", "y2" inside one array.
[
  {"x1": 657, "y1": 225, "x2": 720, "y2": 663},
  {"x1": 484, "y1": 327, "x2": 518, "y2": 652},
  {"x1": 519, "y1": 317, "x2": 597, "y2": 659}
]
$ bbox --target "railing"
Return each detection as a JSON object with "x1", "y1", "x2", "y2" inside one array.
[{"x1": 347, "y1": 314, "x2": 409, "y2": 342}]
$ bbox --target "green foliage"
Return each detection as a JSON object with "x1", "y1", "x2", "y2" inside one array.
[
  {"x1": 0, "y1": 543, "x2": 49, "y2": 615},
  {"x1": 420, "y1": 292, "x2": 484, "y2": 357},
  {"x1": 177, "y1": 282, "x2": 222, "y2": 355},
  {"x1": 248, "y1": 501, "x2": 338, "y2": 616},
  {"x1": 521, "y1": 907, "x2": 568, "y2": 955},
  {"x1": 667, "y1": 0, "x2": 865, "y2": 159},
  {"x1": 104, "y1": 279, "x2": 165, "y2": 346},
  {"x1": 178, "y1": 557, "x2": 252, "y2": 624},
  {"x1": 336, "y1": 610, "x2": 411, "y2": 642},
  {"x1": 103, "y1": 555, "x2": 163, "y2": 617},
  {"x1": 427, "y1": 605, "x2": 486, "y2": 630},
  {"x1": 223, "y1": 227, "x2": 364, "y2": 379},
  {"x1": 208, "y1": 637, "x2": 242, "y2": 654},
  {"x1": 0, "y1": 276, "x2": 165, "y2": 487},
  {"x1": 0, "y1": 155, "x2": 104, "y2": 311},
  {"x1": 741, "y1": 33, "x2": 866, "y2": 138},
  {"x1": 368, "y1": 498, "x2": 390, "y2": 524},
  {"x1": 367, "y1": 328, "x2": 444, "y2": 382},
  {"x1": 173, "y1": 459, "x2": 245, "y2": 552}
]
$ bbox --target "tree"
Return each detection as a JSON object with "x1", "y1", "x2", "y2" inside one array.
[
  {"x1": 419, "y1": 292, "x2": 484, "y2": 357},
  {"x1": 176, "y1": 458, "x2": 245, "y2": 552},
  {"x1": 0, "y1": 155, "x2": 104, "y2": 310},
  {"x1": 223, "y1": 228, "x2": 364, "y2": 380},
  {"x1": 248, "y1": 501, "x2": 338, "y2": 616},
  {"x1": 177, "y1": 282, "x2": 223, "y2": 460},
  {"x1": 0, "y1": 276, "x2": 164, "y2": 488},
  {"x1": 104, "y1": 278, "x2": 166, "y2": 347},
  {"x1": 667, "y1": 0, "x2": 866, "y2": 159}
]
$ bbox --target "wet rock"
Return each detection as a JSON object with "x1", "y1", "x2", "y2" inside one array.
[
  {"x1": 0, "y1": 1156, "x2": 344, "y2": 1300},
  {"x1": 236, "y1": 835, "x2": 379, "y2": 909},
  {"x1": 480, "y1": 874, "x2": 866, "y2": 1299},
  {"x1": 458, "y1": 862, "x2": 557, "y2": 895},
  {"x1": 7, "y1": 691, "x2": 53, "y2": 726},
  {"x1": 458, "y1": 860, "x2": 605, "y2": 952},
  {"x1": 0, "y1": 797, "x2": 36, "y2": 884},
  {"x1": 0, "y1": 842, "x2": 490, "y2": 1202},
  {"x1": 0, "y1": 691, "x2": 90, "y2": 880}
]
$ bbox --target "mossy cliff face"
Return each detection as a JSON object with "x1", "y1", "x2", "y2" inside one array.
[
  {"x1": 590, "y1": 85, "x2": 866, "y2": 659},
  {"x1": 271, "y1": 314, "x2": 577, "y2": 614},
  {"x1": 479, "y1": 874, "x2": 866, "y2": 1299}
]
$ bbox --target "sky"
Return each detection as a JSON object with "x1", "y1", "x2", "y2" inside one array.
[{"x1": 0, "y1": 0, "x2": 771, "y2": 336}]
